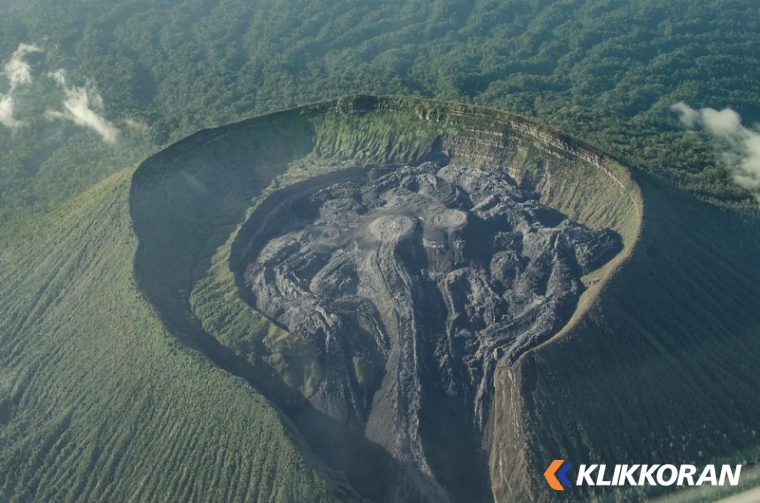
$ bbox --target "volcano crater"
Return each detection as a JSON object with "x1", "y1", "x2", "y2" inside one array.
[{"x1": 240, "y1": 161, "x2": 622, "y2": 486}]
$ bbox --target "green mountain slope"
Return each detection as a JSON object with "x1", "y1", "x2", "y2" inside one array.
[
  {"x1": 0, "y1": 169, "x2": 358, "y2": 502},
  {"x1": 124, "y1": 96, "x2": 760, "y2": 501},
  {"x1": 491, "y1": 175, "x2": 760, "y2": 501},
  {"x1": 1, "y1": 0, "x2": 759, "y2": 500},
  {"x1": 1, "y1": 95, "x2": 759, "y2": 502},
  {"x1": 127, "y1": 95, "x2": 640, "y2": 501}
]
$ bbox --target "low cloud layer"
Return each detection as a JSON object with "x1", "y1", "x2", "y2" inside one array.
[
  {"x1": 4, "y1": 44, "x2": 42, "y2": 89},
  {"x1": 1, "y1": 45, "x2": 126, "y2": 143},
  {"x1": 672, "y1": 102, "x2": 760, "y2": 201},
  {"x1": 0, "y1": 43, "x2": 42, "y2": 129},
  {"x1": 0, "y1": 95, "x2": 21, "y2": 128},
  {"x1": 46, "y1": 70, "x2": 120, "y2": 144}
]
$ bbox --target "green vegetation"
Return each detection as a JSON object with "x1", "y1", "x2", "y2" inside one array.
[
  {"x1": 2, "y1": 0, "x2": 760, "y2": 210},
  {"x1": 0, "y1": 163, "x2": 352, "y2": 501},
  {"x1": 129, "y1": 95, "x2": 642, "y2": 500},
  {"x1": 497, "y1": 176, "x2": 760, "y2": 501},
  {"x1": 180, "y1": 96, "x2": 641, "y2": 406},
  {"x1": 1, "y1": 1, "x2": 760, "y2": 501},
  {"x1": 125, "y1": 95, "x2": 760, "y2": 501}
]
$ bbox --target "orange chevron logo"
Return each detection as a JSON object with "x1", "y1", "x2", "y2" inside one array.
[{"x1": 545, "y1": 459, "x2": 573, "y2": 490}]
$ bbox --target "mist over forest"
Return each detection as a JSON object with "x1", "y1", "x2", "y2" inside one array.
[
  {"x1": 2, "y1": 2, "x2": 760, "y2": 502},
  {"x1": 1, "y1": 0, "x2": 760, "y2": 211}
]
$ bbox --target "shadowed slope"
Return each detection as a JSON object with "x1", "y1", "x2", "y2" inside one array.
[
  {"x1": 242, "y1": 161, "x2": 622, "y2": 500},
  {"x1": 489, "y1": 175, "x2": 760, "y2": 501},
  {"x1": 0, "y1": 169, "x2": 349, "y2": 502},
  {"x1": 129, "y1": 96, "x2": 642, "y2": 501},
  {"x1": 3, "y1": 88, "x2": 756, "y2": 502}
]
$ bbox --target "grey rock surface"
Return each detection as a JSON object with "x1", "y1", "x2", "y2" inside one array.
[{"x1": 243, "y1": 162, "x2": 621, "y2": 498}]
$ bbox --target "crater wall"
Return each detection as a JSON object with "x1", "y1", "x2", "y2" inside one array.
[{"x1": 130, "y1": 95, "x2": 644, "y2": 502}]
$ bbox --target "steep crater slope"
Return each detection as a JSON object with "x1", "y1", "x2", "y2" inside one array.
[{"x1": 129, "y1": 96, "x2": 642, "y2": 502}]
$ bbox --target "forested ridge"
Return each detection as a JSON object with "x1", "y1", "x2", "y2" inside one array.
[{"x1": 1, "y1": 0, "x2": 759, "y2": 210}]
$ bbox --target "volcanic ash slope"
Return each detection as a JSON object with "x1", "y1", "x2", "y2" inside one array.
[{"x1": 244, "y1": 162, "x2": 621, "y2": 487}]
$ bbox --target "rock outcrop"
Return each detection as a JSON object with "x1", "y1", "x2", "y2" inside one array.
[{"x1": 243, "y1": 161, "x2": 621, "y2": 500}]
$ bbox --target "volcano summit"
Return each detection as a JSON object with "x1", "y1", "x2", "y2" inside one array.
[
  {"x1": 242, "y1": 161, "x2": 621, "y2": 497},
  {"x1": 129, "y1": 96, "x2": 651, "y2": 502}
]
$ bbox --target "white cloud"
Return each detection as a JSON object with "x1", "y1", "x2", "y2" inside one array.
[
  {"x1": 4, "y1": 43, "x2": 42, "y2": 90},
  {"x1": 48, "y1": 68, "x2": 66, "y2": 86},
  {"x1": 672, "y1": 102, "x2": 760, "y2": 201},
  {"x1": 46, "y1": 69, "x2": 120, "y2": 144},
  {"x1": 0, "y1": 95, "x2": 22, "y2": 128},
  {"x1": 1, "y1": 47, "x2": 124, "y2": 141},
  {"x1": 701, "y1": 108, "x2": 743, "y2": 138},
  {"x1": 0, "y1": 43, "x2": 42, "y2": 129},
  {"x1": 671, "y1": 101, "x2": 700, "y2": 129}
]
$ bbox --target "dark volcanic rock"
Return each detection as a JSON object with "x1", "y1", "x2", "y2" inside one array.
[{"x1": 243, "y1": 162, "x2": 621, "y2": 500}]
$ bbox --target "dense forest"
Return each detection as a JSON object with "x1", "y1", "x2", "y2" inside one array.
[
  {"x1": 1, "y1": 0, "x2": 760, "y2": 210},
  {"x1": 2, "y1": 2, "x2": 760, "y2": 502}
]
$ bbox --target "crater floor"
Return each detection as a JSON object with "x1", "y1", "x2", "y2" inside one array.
[{"x1": 244, "y1": 161, "x2": 622, "y2": 496}]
